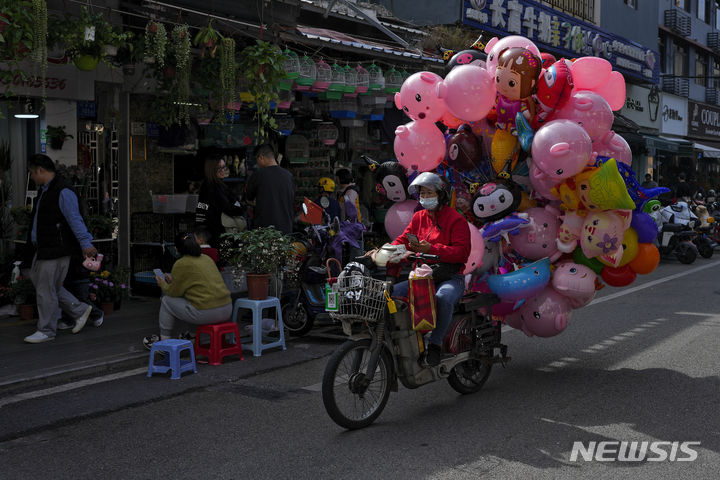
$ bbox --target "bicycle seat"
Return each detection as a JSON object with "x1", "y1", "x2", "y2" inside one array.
[
  {"x1": 455, "y1": 292, "x2": 500, "y2": 313},
  {"x1": 661, "y1": 223, "x2": 687, "y2": 232}
]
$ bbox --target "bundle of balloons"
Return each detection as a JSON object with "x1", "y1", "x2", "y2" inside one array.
[{"x1": 371, "y1": 35, "x2": 668, "y2": 339}]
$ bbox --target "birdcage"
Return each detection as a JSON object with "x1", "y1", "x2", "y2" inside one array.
[
  {"x1": 384, "y1": 67, "x2": 403, "y2": 94},
  {"x1": 329, "y1": 99, "x2": 353, "y2": 119},
  {"x1": 367, "y1": 64, "x2": 384, "y2": 93},
  {"x1": 317, "y1": 122, "x2": 339, "y2": 146},
  {"x1": 343, "y1": 65, "x2": 358, "y2": 97},
  {"x1": 282, "y1": 50, "x2": 301, "y2": 79},
  {"x1": 329, "y1": 63, "x2": 346, "y2": 93},
  {"x1": 277, "y1": 89, "x2": 293, "y2": 110},
  {"x1": 400, "y1": 68, "x2": 411, "y2": 83},
  {"x1": 277, "y1": 117, "x2": 295, "y2": 136},
  {"x1": 355, "y1": 65, "x2": 369, "y2": 94},
  {"x1": 312, "y1": 59, "x2": 332, "y2": 92},
  {"x1": 294, "y1": 55, "x2": 317, "y2": 90},
  {"x1": 285, "y1": 134, "x2": 309, "y2": 164}
]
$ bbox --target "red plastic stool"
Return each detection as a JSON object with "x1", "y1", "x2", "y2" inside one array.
[{"x1": 194, "y1": 322, "x2": 244, "y2": 365}]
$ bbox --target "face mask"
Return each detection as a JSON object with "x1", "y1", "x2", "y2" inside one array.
[{"x1": 419, "y1": 197, "x2": 439, "y2": 210}]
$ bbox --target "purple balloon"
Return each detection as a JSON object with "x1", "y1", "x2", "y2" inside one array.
[
  {"x1": 384, "y1": 200, "x2": 419, "y2": 240},
  {"x1": 631, "y1": 211, "x2": 658, "y2": 243}
]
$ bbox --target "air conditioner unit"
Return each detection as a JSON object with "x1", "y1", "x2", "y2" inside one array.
[
  {"x1": 706, "y1": 88, "x2": 719, "y2": 105},
  {"x1": 662, "y1": 77, "x2": 690, "y2": 97},
  {"x1": 664, "y1": 9, "x2": 691, "y2": 37},
  {"x1": 709, "y1": 32, "x2": 720, "y2": 53}
]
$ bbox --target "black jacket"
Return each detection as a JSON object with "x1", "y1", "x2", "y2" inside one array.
[
  {"x1": 195, "y1": 180, "x2": 244, "y2": 246},
  {"x1": 25, "y1": 175, "x2": 81, "y2": 260}
]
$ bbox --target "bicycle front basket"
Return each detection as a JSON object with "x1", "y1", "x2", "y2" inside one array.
[{"x1": 330, "y1": 274, "x2": 387, "y2": 323}]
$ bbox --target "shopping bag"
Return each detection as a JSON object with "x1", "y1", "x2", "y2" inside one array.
[{"x1": 409, "y1": 275, "x2": 436, "y2": 331}]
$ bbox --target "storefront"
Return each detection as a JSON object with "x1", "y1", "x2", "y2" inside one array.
[
  {"x1": 616, "y1": 84, "x2": 662, "y2": 177},
  {"x1": 688, "y1": 100, "x2": 720, "y2": 190}
]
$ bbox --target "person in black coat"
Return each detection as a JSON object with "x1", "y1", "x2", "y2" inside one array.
[{"x1": 195, "y1": 157, "x2": 245, "y2": 247}]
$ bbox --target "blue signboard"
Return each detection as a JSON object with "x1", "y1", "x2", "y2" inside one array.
[
  {"x1": 462, "y1": 0, "x2": 660, "y2": 84},
  {"x1": 77, "y1": 100, "x2": 97, "y2": 119}
]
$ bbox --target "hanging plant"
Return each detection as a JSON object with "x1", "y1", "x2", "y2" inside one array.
[
  {"x1": 144, "y1": 20, "x2": 167, "y2": 67},
  {"x1": 171, "y1": 24, "x2": 191, "y2": 125},
  {"x1": 219, "y1": 37, "x2": 236, "y2": 120},
  {"x1": 239, "y1": 40, "x2": 287, "y2": 143},
  {"x1": 30, "y1": 0, "x2": 47, "y2": 106},
  {"x1": 193, "y1": 18, "x2": 222, "y2": 58}
]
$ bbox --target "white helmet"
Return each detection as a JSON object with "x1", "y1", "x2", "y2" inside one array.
[{"x1": 408, "y1": 172, "x2": 447, "y2": 197}]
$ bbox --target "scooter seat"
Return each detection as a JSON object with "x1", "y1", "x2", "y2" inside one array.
[{"x1": 661, "y1": 223, "x2": 688, "y2": 232}]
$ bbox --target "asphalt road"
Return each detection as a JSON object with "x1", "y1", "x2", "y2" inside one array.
[{"x1": 1, "y1": 257, "x2": 719, "y2": 480}]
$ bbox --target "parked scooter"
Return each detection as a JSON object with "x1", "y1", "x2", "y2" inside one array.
[
  {"x1": 321, "y1": 252, "x2": 507, "y2": 430},
  {"x1": 691, "y1": 204, "x2": 716, "y2": 258},
  {"x1": 652, "y1": 201, "x2": 700, "y2": 264}
]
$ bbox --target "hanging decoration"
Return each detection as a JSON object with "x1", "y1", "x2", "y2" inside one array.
[
  {"x1": 220, "y1": 37, "x2": 236, "y2": 119},
  {"x1": 355, "y1": 65, "x2": 369, "y2": 94},
  {"x1": 279, "y1": 49, "x2": 300, "y2": 90},
  {"x1": 145, "y1": 21, "x2": 167, "y2": 67},
  {"x1": 193, "y1": 18, "x2": 222, "y2": 58},
  {"x1": 343, "y1": 64, "x2": 357, "y2": 97},
  {"x1": 31, "y1": 0, "x2": 48, "y2": 106},
  {"x1": 171, "y1": 25, "x2": 191, "y2": 125},
  {"x1": 294, "y1": 55, "x2": 316, "y2": 90}
]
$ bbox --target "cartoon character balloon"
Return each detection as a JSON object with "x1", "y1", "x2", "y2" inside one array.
[
  {"x1": 384, "y1": 200, "x2": 418, "y2": 240},
  {"x1": 510, "y1": 205, "x2": 563, "y2": 262},
  {"x1": 484, "y1": 35, "x2": 541, "y2": 77},
  {"x1": 394, "y1": 121, "x2": 446, "y2": 172},
  {"x1": 530, "y1": 119, "x2": 592, "y2": 182},
  {"x1": 553, "y1": 91, "x2": 614, "y2": 144},
  {"x1": 594, "y1": 130, "x2": 631, "y2": 166},
  {"x1": 493, "y1": 47, "x2": 542, "y2": 134},
  {"x1": 532, "y1": 58, "x2": 574, "y2": 130},
  {"x1": 470, "y1": 179, "x2": 523, "y2": 224},
  {"x1": 580, "y1": 209, "x2": 632, "y2": 266},
  {"x1": 463, "y1": 223, "x2": 485, "y2": 274},
  {"x1": 394, "y1": 72, "x2": 447, "y2": 123},
  {"x1": 551, "y1": 262, "x2": 597, "y2": 308},
  {"x1": 437, "y1": 65, "x2": 496, "y2": 122},
  {"x1": 517, "y1": 287, "x2": 572, "y2": 337},
  {"x1": 368, "y1": 160, "x2": 409, "y2": 203},
  {"x1": 447, "y1": 126, "x2": 482, "y2": 172}
]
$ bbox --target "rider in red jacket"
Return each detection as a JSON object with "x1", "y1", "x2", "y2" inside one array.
[{"x1": 384, "y1": 172, "x2": 470, "y2": 367}]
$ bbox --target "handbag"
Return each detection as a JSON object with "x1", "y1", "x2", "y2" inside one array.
[
  {"x1": 221, "y1": 213, "x2": 247, "y2": 233},
  {"x1": 409, "y1": 268, "x2": 437, "y2": 332}
]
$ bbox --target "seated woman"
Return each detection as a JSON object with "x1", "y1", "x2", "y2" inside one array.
[
  {"x1": 382, "y1": 172, "x2": 471, "y2": 367},
  {"x1": 143, "y1": 233, "x2": 232, "y2": 350}
]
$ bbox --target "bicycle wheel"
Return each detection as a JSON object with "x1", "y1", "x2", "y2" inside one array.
[
  {"x1": 322, "y1": 339, "x2": 393, "y2": 430},
  {"x1": 448, "y1": 359, "x2": 492, "y2": 394}
]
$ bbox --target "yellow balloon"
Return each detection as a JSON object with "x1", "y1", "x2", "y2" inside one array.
[
  {"x1": 599, "y1": 227, "x2": 639, "y2": 267},
  {"x1": 491, "y1": 129, "x2": 519, "y2": 175}
]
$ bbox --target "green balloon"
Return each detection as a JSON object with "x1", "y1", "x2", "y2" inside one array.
[
  {"x1": 573, "y1": 247, "x2": 605, "y2": 275},
  {"x1": 643, "y1": 199, "x2": 661, "y2": 214}
]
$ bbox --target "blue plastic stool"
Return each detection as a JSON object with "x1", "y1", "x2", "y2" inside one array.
[
  {"x1": 147, "y1": 339, "x2": 198, "y2": 380},
  {"x1": 232, "y1": 296, "x2": 286, "y2": 357}
]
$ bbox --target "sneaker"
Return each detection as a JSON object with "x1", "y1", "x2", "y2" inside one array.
[
  {"x1": 143, "y1": 334, "x2": 161, "y2": 351},
  {"x1": 92, "y1": 314, "x2": 104, "y2": 328},
  {"x1": 57, "y1": 320, "x2": 74, "y2": 330},
  {"x1": 72, "y1": 305, "x2": 93, "y2": 334},
  {"x1": 24, "y1": 331, "x2": 55, "y2": 343},
  {"x1": 419, "y1": 343, "x2": 442, "y2": 368}
]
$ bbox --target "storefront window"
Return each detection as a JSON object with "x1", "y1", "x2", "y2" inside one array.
[
  {"x1": 660, "y1": 35, "x2": 667, "y2": 73},
  {"x1": 676, "y1": 0, "x2": 691, "y2": 12},
  {"x1": 699, "y1": 0, "x2": 709, "y2": 21},
  {"x1": 716, "y1": 0, "x2": 720, "y2": 28},
  {"x1": 696, "y1": 52, "x2": 707, "y2": 86},
  {"x1": 674, "y1": 43, "x2": 689, "y2": 76},
  {"x1": 714, "y1": 60, "x2": 720, "y2": 89}
]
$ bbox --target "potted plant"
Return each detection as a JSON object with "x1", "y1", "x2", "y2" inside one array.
[
  {"x1": 46, "y1": 125, "x2": 73, "y2": 150},
  {"x1": 11, "y1": 277, "x2": 36, "y2": 320},
  {"x1": 219, "y1": 37, "x2": 236, "y2": 119},
  {"x1": 193, "y1": 19, "x2": 222, "y2": 58},
  {"x1": 171, "y1": 24, "x2": 191, "y2": 125},
  {"x1": 109, "y1": 266, "x2": 130, "y2": 310},
  {"x1": 144, "y1": 20, "x2": 167, "y2": 67},
  {"x1": 84, "y1": 214, "x2": 115, "y2": 239},
  {"x1": 238, "y1": 40, "x2": 287, "y2": 142},
  {"x1": 89, "y1": 270, "x2": 125, "y2": 315},
  {"x1": 220, "y1": 227, "x2": 294, "y2": 300},
  {"x1": 10, "y1": 205, "x2": 32, "y2": 239}
]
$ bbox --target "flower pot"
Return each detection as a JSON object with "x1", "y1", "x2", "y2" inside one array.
[
  {"x1": 101, "y1": 302, "x2": 114, "y2": 316},
  {"x1": 113, "y1": 298, "x2": 122, "y2": 311},
  {"x1": 18, "y1": 304, "x2": 35, "y2": 321},
  {"x1": 122, "y1": 64, "x2": 136, "y2": 76},
  {"x1": 246, "y1": 274, "x2": 270, "y2": 300},
  {"x1": 74, "y1": 55, "x2": 100, "y2": 71},
  {"x1": 103, "y1": 45, "x2": 118, "y2": 57}
]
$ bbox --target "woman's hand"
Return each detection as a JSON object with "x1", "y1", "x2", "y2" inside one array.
[
  {"x1": 164, "y1": 273, "x2": 172, "y2": 284},
  {"x1": 412, "y1": 240, "x2": 432, "y2": 254},
  {"x1": 364, "y1": 249, "x2": 377, "y2": 257}
]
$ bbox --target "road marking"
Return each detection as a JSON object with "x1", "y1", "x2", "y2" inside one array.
[
  {"x1": 587, "y1": 260, "x2": 720, "y2": 306},
  {"x1": 302, "y1": 382, "x2": 323, "y2": 392},
  {"x1": 0, "y1": 367, "x2": 147, "y2": 408}
]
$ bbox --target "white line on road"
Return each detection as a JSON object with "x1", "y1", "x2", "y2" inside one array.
[{"x1": 0, "y1": 367, "x2": 147, "y2": 409}]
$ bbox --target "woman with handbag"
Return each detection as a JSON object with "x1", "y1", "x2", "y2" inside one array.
[
  {"x1": 373, "y1": 172, "x2": 471, "y2": 367},
  {"x1": 195, "y1": 157, "x2": 246, "y2": 247}
]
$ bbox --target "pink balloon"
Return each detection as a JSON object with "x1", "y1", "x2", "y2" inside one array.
[
  {"x1": 551, "y1": 261, "x2": 597, "y2": 309},
  {"x1": 437, "y1": 65, "x2": 496, "y2": 122},
  {"x1": 384, "y1": 200, "x2": 418, "y2": 240},
  {"x1": 484, "y1": 35, "x2": 541, "y2": 77},
  {"x1": 570, "y1": 56, "x2": 612, "y2": 91},
  {"x1": 503, "y1": 311, "x2": 533, "y2": 336},
  {"x1": 509, "y1": 205, "x2": 562, "y2": 262},
  {"x1": 529, "y1": 162, "x2": 560, "y2": 200},
  {"x1": 552, "y1": 91, "x2": 614, "y2": 144},
  {"x1": 517, "y1": 287, "x2": 572, "y2": 337},
  {"x1": 594, "y1": 130, "x2": 631, "y2": 165},
  {"x1": 531, "y1": 119, "x2": 592, "y2": 181},
  {"x1": 463, "y1": 223, "x2": 485, "y2": 274},
  {"x1": 593, "y1": 71, "x2": 626, "y2": 111},
  {"x1": 394, "y1": 121, "x2": 446, "y2": 172},
  {"x1": 394, "y1": 71, "x2": 447, "y2": 123}
]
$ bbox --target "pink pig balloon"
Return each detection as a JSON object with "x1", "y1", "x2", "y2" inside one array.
[
  {"x1": 594, "y1": 130, "x2": 631, "y2": 165},
  {"x1": 531, "y1": 119, "x2": 592, "y2": 181},
  {"x1": 552, "y1": 91, "x2": 614, "y2": 144},
  {"x1": 394, "y1": 71, "x2": 447, "y2": 123},
  {"x1": 518, "y1": 287, "x2": 572, "y2": 337},
  {"x1": 384, "y1": 200, "x2": 419, "y2": 240},
  {"x1": 464, "y1": 223, "x2": 485, "y2": 274},
  {"x1": 551, "y1": 261, "x2": 597, "y2": 309},
  {"x1": 437, "y1": 65, "x2": 496, "y2": 122},
  {"x1": 394, "y1": 121, "x2": 446, "y2": 172},
  {"x1": 484, "y1": 35, "x2": 541, "y2": 77},
  {"x1": 503, "y1": 311, "x2": 533, "y2": 336},
  {"x1": 529, "y1": 162, "x2": 561, "y2": 201},
  {"x1": 510, "y1": 205, "x2": 562, "y2": 262}
]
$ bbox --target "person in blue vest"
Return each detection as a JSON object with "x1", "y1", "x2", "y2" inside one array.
[{"x1": 23, "y1": 154, "x2": 96, "y2": 343}]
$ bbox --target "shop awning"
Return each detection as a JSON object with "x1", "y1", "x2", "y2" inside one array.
[
  {"x1": 642, "y1": 134, "x2": 694, "y2": 155},
  {"x1": 693, "y1": 141, "x2": 720, "y2": 158}
]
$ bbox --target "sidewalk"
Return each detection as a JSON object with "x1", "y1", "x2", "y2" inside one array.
[{"x1": 0, "y1": 297, "x2": 160, "y2": 393}]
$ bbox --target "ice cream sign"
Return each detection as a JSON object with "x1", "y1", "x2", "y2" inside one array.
[{"x1": 463, "y1": 0, "x2": 659, "y2": 84}]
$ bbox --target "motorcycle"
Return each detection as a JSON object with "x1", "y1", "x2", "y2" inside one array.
[
  {"x1": 653, "y1": 202, "x2": 700, "y2": 264},
  {"x1": 321, "y1": 253, "x2": 508, "y2": 430}
]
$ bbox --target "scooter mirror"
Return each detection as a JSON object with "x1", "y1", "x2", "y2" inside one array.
[{"x1": 302, "y1": 202, "x2": 309, "y2": 215}]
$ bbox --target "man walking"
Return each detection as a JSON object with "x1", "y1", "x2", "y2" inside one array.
[
  {"x1": 245, "y1": 144, "x2": 295, "y2": 234},
  {"x1": 23, "y1": 154, "x2": 96, "y2": 343}
]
